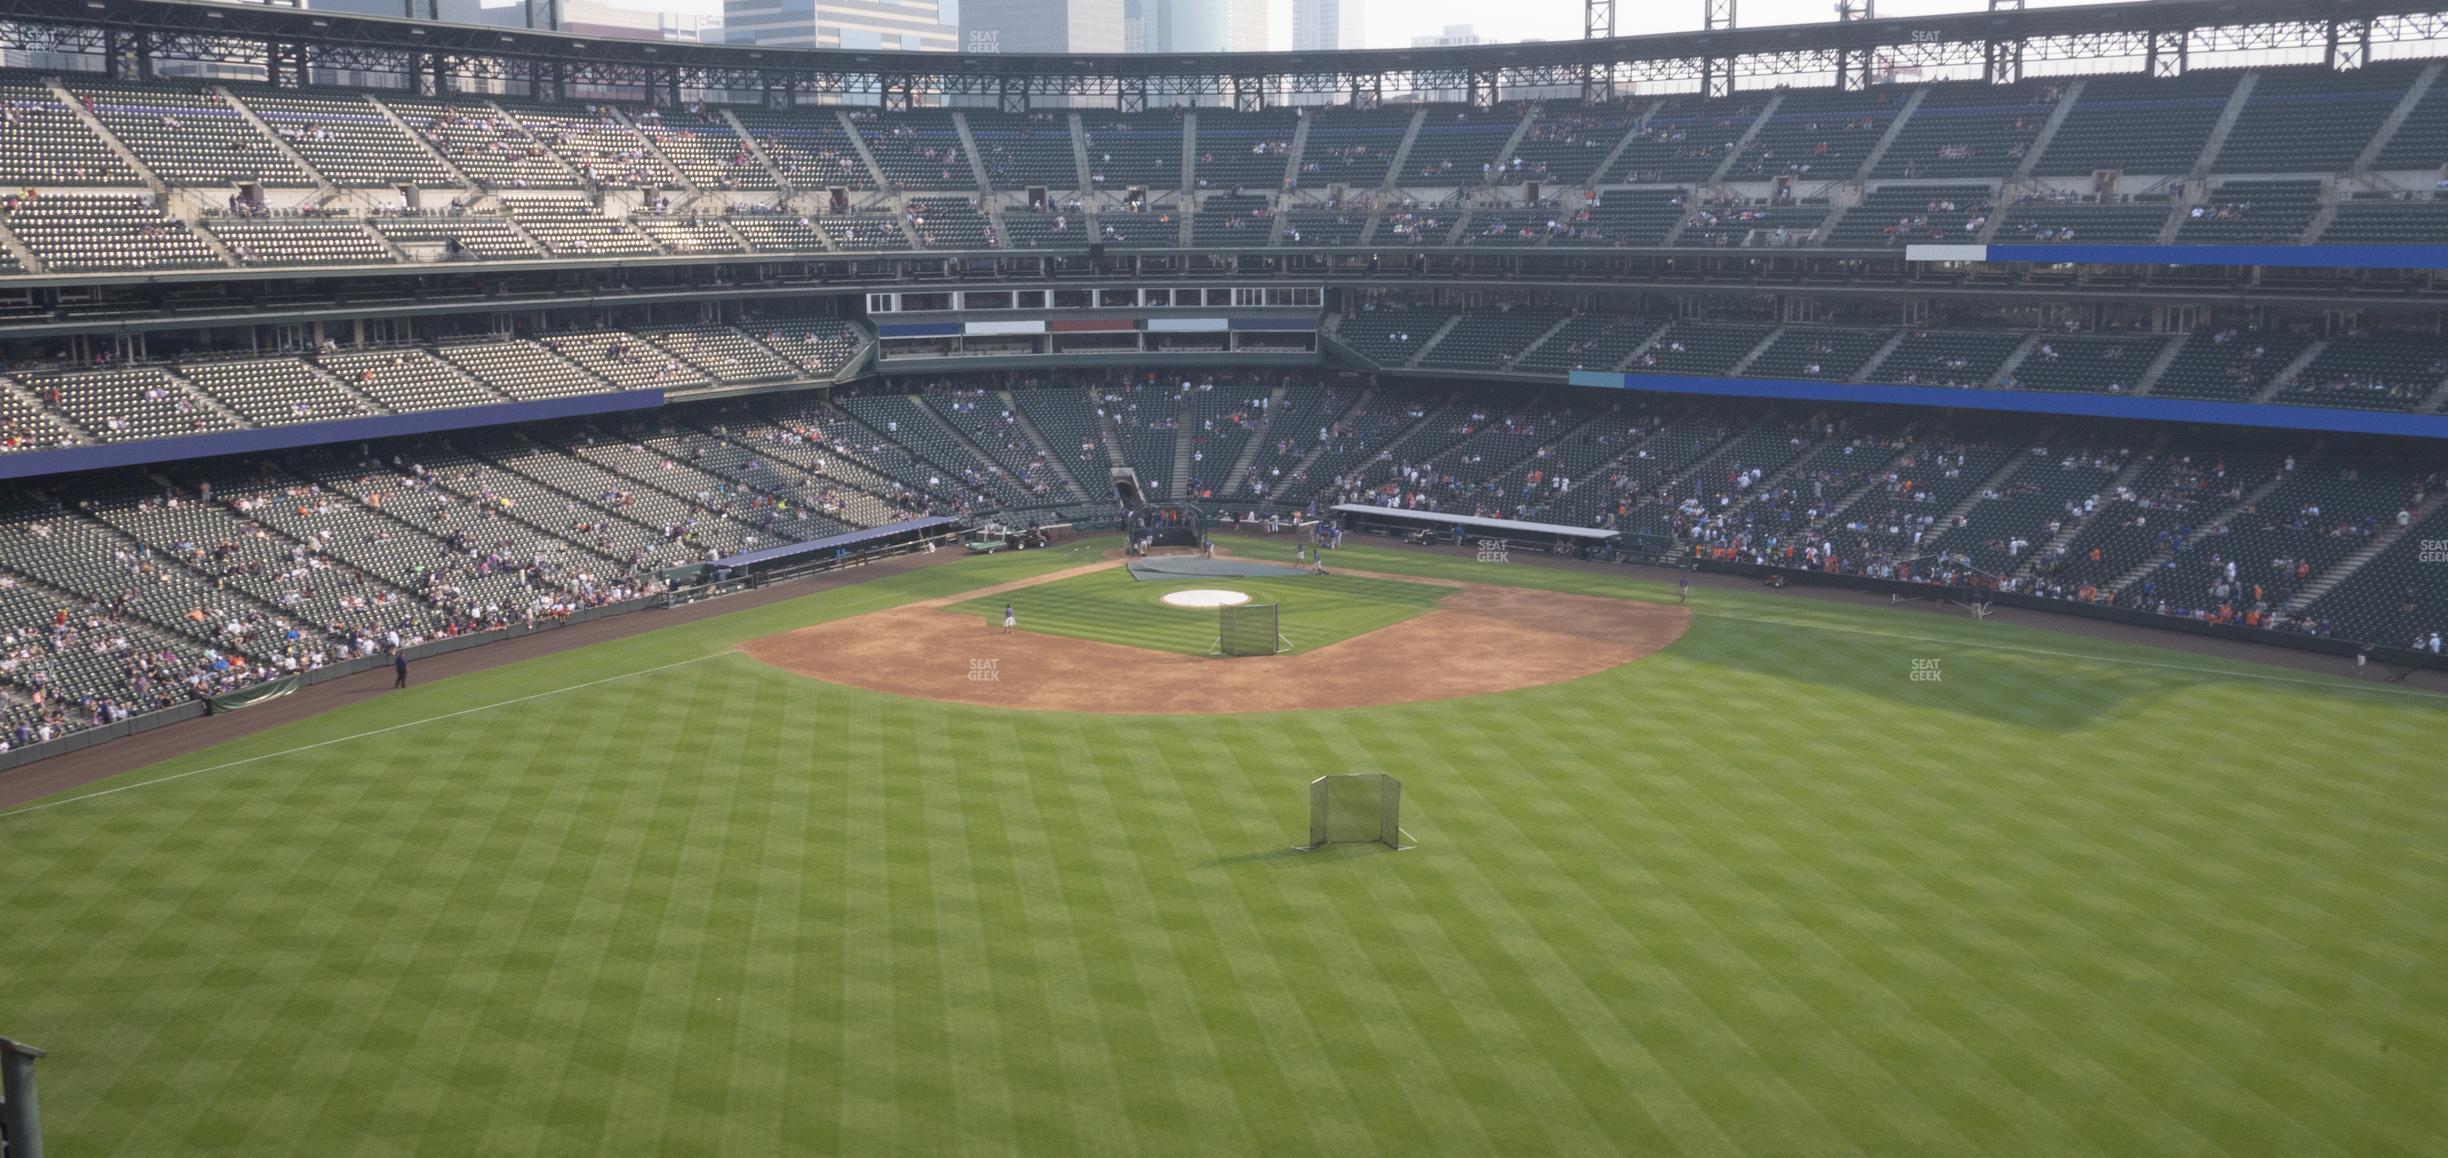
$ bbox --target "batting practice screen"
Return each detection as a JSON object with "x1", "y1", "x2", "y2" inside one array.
[
  {"x1": 1217, "y1": 602, "x2": 1281, "y2": 657},
  {"x1": 1305, "y1": 773, "x2": 1404, "y2": 849}
]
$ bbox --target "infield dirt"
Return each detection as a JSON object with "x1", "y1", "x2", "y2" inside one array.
[{"x1": 737, "y1": 560, "x2": 1692, "y2": 713}]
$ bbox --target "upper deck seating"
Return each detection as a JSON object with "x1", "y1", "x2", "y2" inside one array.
[
  {"x1": 2034, "y1": 72, "x2": 2237, "y2": 176},
  {"x1": 0, "y1": 81, "x2": 141, "y2": 185},
  {"x1": 235, "y1": 90, "x2": 460, "y2": 188}
]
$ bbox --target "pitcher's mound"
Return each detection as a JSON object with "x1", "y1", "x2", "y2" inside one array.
[
  {"x1": 739, "y1": 584, "x2": 1690, "y2": 714},
  {"x1": 1159, "y1": 588, "x2": 1252, "y2": 608}
]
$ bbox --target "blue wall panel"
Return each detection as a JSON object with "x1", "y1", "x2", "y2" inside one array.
[
  {"x1": 1979, "y1": 243, "x2": 2448, "y2": 270},
  {"x1": 1565, "y1": 372, "x2": 2448, "y2": 440},
  {"x1": 0, "y1": 389, "x2": 666, "y2": 481}
]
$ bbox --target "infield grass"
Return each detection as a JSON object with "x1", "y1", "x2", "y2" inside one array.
[
  {"x1": 3, "y1": 536, "x2": 2442, "y2": 1157},
  {"x1": 948, "y1": 567, "x2": 1447, "y2": 655}
]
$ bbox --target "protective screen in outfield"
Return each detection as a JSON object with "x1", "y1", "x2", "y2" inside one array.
[{"x1": 1305, "y1": 772, "x2": 1405, "y2": 850}]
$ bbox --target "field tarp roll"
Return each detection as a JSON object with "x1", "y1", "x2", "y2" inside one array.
[{"x1": 208, "y1": 676, "x2": 303, "y2": 714}]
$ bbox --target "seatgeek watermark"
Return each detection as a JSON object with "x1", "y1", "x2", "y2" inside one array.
[
  {"x1": 968, "y1": 658, "x2": 1000, "y2": 682},
  {"x1": 1910, "y1": 658, "x2": 1944, "y2": 682},
  {"x1": 2420, "y1": 539, "x2": 2447, "y2": 564},
  {"x1": 1476, "y1": 537, "x2": 1510, "y2": 563}
]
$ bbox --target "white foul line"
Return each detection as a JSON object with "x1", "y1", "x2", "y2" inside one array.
[{"x1": 0, "y1": 652, "x2": 730, "y2": 822}]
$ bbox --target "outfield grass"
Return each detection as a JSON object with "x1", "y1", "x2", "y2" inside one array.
[
  {"x1": 3, "y1": 538, "x2": 2442, "y2": 1157},
  {"x1": 948, "y1": 567, "x2": 1447, "y2": 655}
]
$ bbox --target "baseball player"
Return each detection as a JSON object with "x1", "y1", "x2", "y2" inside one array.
[{"x1": 1003, "y1": 603, "x2": 1016, "y2": 634}]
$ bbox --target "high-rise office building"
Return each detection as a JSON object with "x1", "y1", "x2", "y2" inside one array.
[
  {"x1": 306, "y1": 0, "x2": 716, "y2": 40},
  {"x1": 725, "y1": 0, "x2": 957, "y2": 52},
  {"x1": 1410, "y1": 23, "x2": 1482, "y2": 49},
  {"x1": 1128, "y1": 0, "x2": 1266, "y2": 55},
  {"x1": 960, "y1": 0, "x2": 1125, "y2": 54},
  {"x1": 1292, "y1": 0, "x2": 1362, "y2": 52},
  {"x1": 1410, "y1": 24, "x2": 1482, "y2": 101}
]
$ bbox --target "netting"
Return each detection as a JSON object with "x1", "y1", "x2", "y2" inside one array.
[
  {"x1": 1306, "y1": 773, "x2": 1403, "y2": 849},
  {"x1": 1218, "y1": 602, "x2": 1281, "y2": 656}
]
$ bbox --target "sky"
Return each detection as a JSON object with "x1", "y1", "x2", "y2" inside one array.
[
  {"x1": 1327, "y1": 0, "x2": 2119, "y2": 50},
  {"x1": 617, "y1": 0, "x2": 2125, "y2": 51}
]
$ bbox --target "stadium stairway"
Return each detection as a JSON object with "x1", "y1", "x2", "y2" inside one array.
[
  {"x1": 0, "y1": 224, "x2": 41, "y2": 274},
  {"x1": 1720, "y1": 430, "x2": 1909, "y2": 530},
  {"x1": 1852, "y1": 87, "x2": 1929, "y2": 180},
  {"x1": 156, "y1": 366, "x2": 252, "y2": 429},
  {"x1": 996, "y1": 390, "x2": 1093, "y2": 501},
  {"x1": 1587, "y1": 98, "x2": 1667, "y2": 186},
  {"x1": 840, "y1": 114, "x2": 896, "y2": 192},
  {"x1": 1613, "y1": 320, "x2": 1677, "y2": 371},
  {"x1": 2192, "y1": 73, "x2": 2259, "y2": 180},
  {"x1": 1264, "y1": 386, "x2": 1377, "y2": 503},
  {"x1": 618, "y1": 111, "x2": 701, "y2": 195},
  {"x1": 2250, "y1": 341, "x2": 2336, "y2": 405},
  {"x1": 1094, "y1": 393, "x2": 1129, "y2": 465},
  {"x1": 2151, "y1": 196, "x2": 2189, "y2": 245},
  {"x1": 1487, "y1": 107, "x2": 1542, "y2": 182},
  {"x1": 1218, "y1": 383, "x2": 1290, "y2": 495},
  {"x1": 2303, "y1": 190, "x2": 2344, "y2": 248},
  {"x1": 185, "y1": 218, "x2": 244, "y2": 269},
  {"x1": 1707, "y1": 92, "x2": 1786, "y2": 186},
  {"x1": 1725, "y1": 325, "x2": 1786, "y2": 377},
  {"x1": 1382, "y1": 108, "x2": 1430, "y2": 191},
  {"x1": 366, "y1": 95, "x2": 479, "y2": 190},
  {"x1": 1646, "y1": 421, "x2": 1763, "y2": 505},
  {"x1": 1170, "y1": 410, "x2": 1197, "y2": 495},
  {"x1": 1403, "y1": 313, "x2": 1471, "y2": 369},
  {"x1": 918, "y1": 392, "x2": 1061, "y2": 500},
  {"x1": 2354, "y1": 62, "x2": 2444, "y2": 173},
  {"x1": 1180, "y1": 113, "x2": 1201, "y2": 196},
  {"x1": 1932, "y1": 438, "x2": 2055, "y2": 557},
  {"x1": 48, "y1": 76, "x2": 170, "y2": 200},
  {"x1": 2284, "y1": 486, "x2": 2448, "y2": 612},
  {"x1": 950, "y1": 114, "x2": 995, "y2": 193},
  {"x1": 2012, "y1": 436, "x2": 2168, "y2": 580},
  {"x1": 1989, "y1": 333, "x2": 2043, "y2": 388},
  {"x1": 680, "y1": 410, "x2": 932, "y2": 524},
  {"x1": 1657, "y1": 200, "x2": 1699, "y2": 247},
  {"x1": 1482, "y1": 404, "x2": 1619, "y2": 490},
  {"x1": 1503, "y1": 314, "x2": 1581, "y2": 372},
  {"x1": 2010, "y1": 78, "x2": 2085, "y2": 183},
  {"x1": 1279, "y1": 113, "x2": 1314, "y2": 194},
  {"x1": 1067, "y1": 112, "x2": 1095, "y2": 193},
  {"x1": 1848, "y1": 328, "x2": 1915, "y2": 384},
  {"x1": 219, "y1": 89, "x2": 343, "y2": 201},
  {"x1": 2129, "y1": 334, "x2": 2193, "y2": 396},
  {"x1": 2098, "y1": 458, "x2": 2299, "y2": 599},
  {"x1": 1265, "y1": 195, "x2": 1294, "y2": 244}
]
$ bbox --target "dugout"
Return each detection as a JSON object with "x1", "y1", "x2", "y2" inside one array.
[
  {"x1": 1330, "y1": 505, "x2": 1621, "y2": 558},
  {"x1": 704, "y1": 516, "x2": 963, "y2": 582},
  {"x1": 1129, "y1": 502, "x2": 1207, "y2": 548}
]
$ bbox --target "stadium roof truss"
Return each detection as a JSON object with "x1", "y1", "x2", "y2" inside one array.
[{"x1": 3, "y1": 0, "x2": 2447, "y2": 108}]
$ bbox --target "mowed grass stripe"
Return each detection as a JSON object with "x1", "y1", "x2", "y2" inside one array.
[{"x1": 1, "y1": 539, "x2": 2442, "y2": 1156}]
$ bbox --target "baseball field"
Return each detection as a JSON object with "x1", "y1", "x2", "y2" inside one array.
[{"x1": 3, "y1": 537, "x2": 2441, "y2": 1156}]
